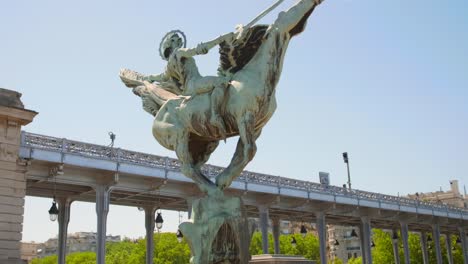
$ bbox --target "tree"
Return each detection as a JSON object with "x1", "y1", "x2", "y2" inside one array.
[
  {"x1": 371, "y1": 229, "x2": 395, "y2": 264},
  {"x1": 348, "y1": 257, "x2": 362, "y2": 264},
  {"x1": 31, "y1": 255, "x2": 57, "y2": 264},
  {"x1": 249, "y1": 232, "x2": 320, "y2": 263},
  {"x1": 66, "y1": 252, "x2": 96, "y2": 264},
  {"x1": 329, "y1": 257, "x2": 344, "y2": 264}
]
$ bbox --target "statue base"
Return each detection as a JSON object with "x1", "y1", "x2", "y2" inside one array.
[
  {"x1": 250, "y1": 255, "x2": 316, "y2": 264},
  {"x1": 180, "y1": 194, "x2": 254, "y2": 264}
]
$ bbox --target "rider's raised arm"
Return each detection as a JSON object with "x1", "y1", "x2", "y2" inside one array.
[{"x1": 178, "y1": 32, "x2": 234, "y2": 58}]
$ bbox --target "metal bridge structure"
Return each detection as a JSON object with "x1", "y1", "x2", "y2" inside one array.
[{"x1": 18, "y1": 132, "x2": 468, "y2": 264}]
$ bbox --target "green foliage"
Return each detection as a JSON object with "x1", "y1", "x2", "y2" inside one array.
[
  {"x1": 249, "y1": 232, "x2": 320, "y2": 263},
  {"x1": 28, "y1": 229, "x2": 467, "y2": 264},
  {"x1": 66, "y1": 252, "x2": 96, "y2": 264},
  {"x1": 31, "y1": 233, "x2": 190, "y2": 264},
  {"x1": 371, "y1": 229, "x2": 394, "y2": 264},
  {"x1": 371, "y1": 229, "x2": 466, "y2": 264},
  {"x1": 328, "y1": 257, "x2": 344, "y2": 264},
  {"x1": 348, "y1": 257, "x2": 362, "y2": 264},
  {"x1": 31, "y1": 255, "x2": 57, "y2": 264}
]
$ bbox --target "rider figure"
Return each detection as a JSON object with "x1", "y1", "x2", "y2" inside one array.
[{"x1": 143, "y1": 31, "x2": 234, "y2": 138}]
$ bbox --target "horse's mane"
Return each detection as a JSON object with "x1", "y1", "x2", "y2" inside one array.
[{"x1": 217, "y1": 25, "x2": 268, "y2": 77}]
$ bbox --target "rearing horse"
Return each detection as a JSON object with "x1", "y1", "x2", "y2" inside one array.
[{"x1": 122, "y1": 0, "x2": 324, "y2": 196}]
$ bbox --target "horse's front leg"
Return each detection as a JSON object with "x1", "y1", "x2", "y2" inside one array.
[{"x1": 216, "y1": 113, "x2": 260, "y2": 190}]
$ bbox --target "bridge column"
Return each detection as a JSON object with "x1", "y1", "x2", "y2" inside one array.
[
  {"x1": 95, "y1": 185, "x2": 112, "y2": 264},
  {"x1": 392, "y1": 230, "x2": 401, "y2": 264},
  {"x1": 0, "y1": 89, "x2": 37, "y2": 263},
  {"x1": 420, "y1": 232, "x2": 430, "y2": 264},
  {"x1": 359, "y1": 226, "x2": 367, "y2": 264},
  {"x1": 316, "y1": 212, "x2": 327, "y2": 264},
  {"x1": 361, "y1": 217, "x2": 373, "y2": 264},
  {"x1": 400, "y1": 222, "x2": 410, "y2": 264},
  {"x1": 186, "y1": 198, "x2": 193, "y2": 220},
  {"x1": 272, "y1": 217, "x2": 280, "y2": 254},
  {"x1": 57, "y1": 197, "x2": 72, "y2": 264},
  {"x1": 432, "y1": 224, "x2": 443, "y2": 264},
  {"x1": 445, "y1": 234, "x2": 454, "y2": 264},
  {"x1": 258, "y1": 206, "x2": 269, "y2": 254},
  {"x1": 144, "y1": 206, "x2": 156, "y2": 264},
  {"x1": 459, "y1": 228, "x2": 468, "y2": 264}
]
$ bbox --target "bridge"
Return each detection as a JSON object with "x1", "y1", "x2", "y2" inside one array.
[
  {"x1": 18, "y1": 132, "x2": 468, "y2": 264},
  {"x1": 0, "y1": 92, "x2": 467, "y2": 264}
]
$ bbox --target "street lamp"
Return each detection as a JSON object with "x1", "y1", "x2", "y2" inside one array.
[
  {"x1": 176, "y1": 230, "x2": 184, "y2": 243},
  {"x1": 155, "y1": 212, "x2": 164, "y2": 230},
  {"x1": 48, "y1": 198, "x2": 59, "y2": 222},
  {"x1": 291, "y1": 237, "x2": 297, "y2": 247},
  {"x1": 300, "y1": 224, "x2": 307, "y2": 237},
  {"x1": 342, "y1": 152, "x2": 351, "y2": 190},
  {"x1": 49, "y1": 175, "x2": 59, "y2": 222}
]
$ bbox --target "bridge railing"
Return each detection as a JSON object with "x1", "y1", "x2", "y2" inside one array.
[{"x1": 21, "y1": 132, "x2": 468, "y2": 215}]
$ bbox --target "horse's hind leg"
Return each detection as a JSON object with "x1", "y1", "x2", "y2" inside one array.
[
  {"x1": 175, "y1": 133, "x2": 219, "y2": 195},
  {"x1": 216, "y1": 113, "x2": 261, "y2": 190},
  {"x1": 189, "y1": 139, "x2": 220, "y2": 176}
]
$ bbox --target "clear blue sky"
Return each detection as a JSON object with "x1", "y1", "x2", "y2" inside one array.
[{"x1": 1, "y1": 0, "x2": 467, "y2": 242}]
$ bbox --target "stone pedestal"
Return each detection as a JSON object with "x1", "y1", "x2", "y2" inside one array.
[
  {"x1": 250, "y1": 255, "x2": 316, "y2": 264},
  {"x1": 0, "y1": 88, "x2": 37, "y2": 263},
  {"x1": 179, "y1": 194, "x2": 254, "y2": 264}
]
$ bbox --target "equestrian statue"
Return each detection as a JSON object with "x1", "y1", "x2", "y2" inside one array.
[{"x1": 120, "y1": 0, "x2": 325, "y2": 263}]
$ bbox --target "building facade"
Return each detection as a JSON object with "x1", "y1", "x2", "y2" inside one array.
[
  {"x1": 38, "y1": 232, "x2": 120, "y2": 258},
  {"x1": 328, "y1": 225, "x2": 362, "y2": 263},
  {"x1": 407, "y1": 180, "x2": 467, "y2": 208},
  {"x1": 20, "y1": 242, "x2": 42, "y2": 263}
]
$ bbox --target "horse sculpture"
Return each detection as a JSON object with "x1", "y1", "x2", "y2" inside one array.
[
  {"x1": 121, "y1": 0, "x2": 325, "y2": 262},
  {"x1": 121, "y1": 0, "x2": 324, "y2": 195}
]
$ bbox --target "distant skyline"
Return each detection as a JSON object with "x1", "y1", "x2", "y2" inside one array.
[{"x1": 1, "y1": 0, "x2": 467, "y2": 242}]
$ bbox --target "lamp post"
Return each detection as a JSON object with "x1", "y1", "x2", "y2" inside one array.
[
  {"x1": 342, "y1": 152, "x2": 351, "y2": 190},
  {"x1": 300, "y1": 224, "x2": 307, "y2": 238},
  {"x1": 48, "y1": 198, "x2": 59, "y2": 222},
  {"x1": 155, "y1": 212, "x2": 164, "y2": 230},
  {"x1": 291, "y1": 237, "x2": 297, "y2": 247}
]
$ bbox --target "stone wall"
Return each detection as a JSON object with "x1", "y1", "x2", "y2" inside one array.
[{"x1": 0, "y1": 88, "x2": 37, "y2": 263}]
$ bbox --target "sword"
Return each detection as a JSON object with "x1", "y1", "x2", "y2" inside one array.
[{"x1": 244, "y1": 0, "x2": 286, "y2": 28}]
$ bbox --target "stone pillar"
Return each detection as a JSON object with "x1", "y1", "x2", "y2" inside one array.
[
  {"x1": 271, "y1": 217, "x2": 280, "y2": 255},
  {"x1": 400, "y1": 222, "x2": 410, "y2": 264},
  {"x1": 57, "y1": 197, "x2": 72, "y2": 264},
  {"x1": 420, "y1": 232, "x2": 430, "y2": 264},
  {"x1": 459, "y1": 228, "x2": 468, "y2": 264},
  {"x1": 0, "y1": 88, "x2": 37, "y2": 263},
  {"x1": 315, "y1": 212, "x2": 327, "y2": 264},
  {"x1": 445, "y1": 234, "x2": 454, "y2": 264},
  {"x1": 361, "y1": 217, "x2": 373, "y2": 264},
  {"x1": 144, "y1": 206, "x2": 156, "y2": 264},
  {"x1": 432, "y1": 224, "x2": 443, "y2": 264},
  {"x1": 392, "y1": 230, "x2": 401, "y2": 264},
  {"x1": 258, "y1": 206, "x2": 269, "y2": 254},
  {"x1": 95, "y1": 185, "x2": 112, "y2": 264}
]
